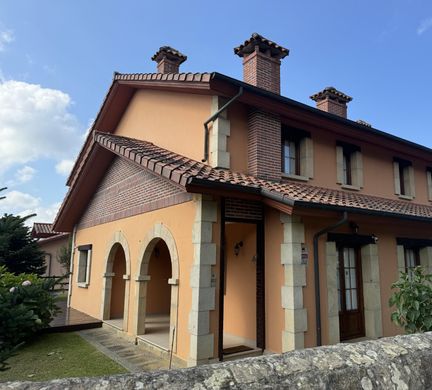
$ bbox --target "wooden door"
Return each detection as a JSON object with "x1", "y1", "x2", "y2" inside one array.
[{"x1": 338, "y1": 246, "x2": 365, "y2": 340}]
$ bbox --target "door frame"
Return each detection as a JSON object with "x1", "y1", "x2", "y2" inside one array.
[
  {"x1": 218, "y1": 198, "x2": 265, "y2": 361},
  {"x1": 337, "y1": 245, "x2": 365, "y2": 341}
]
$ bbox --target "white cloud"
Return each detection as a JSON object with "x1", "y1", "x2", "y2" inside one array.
[
  {"x1": 0, "y1": 29, "x2": 13, "y2": 51},
  {"x1": 0, "y1": 190, "x2": 61, "y2": 225},
  {"x1": 417, "y1": 17, "x2": 432, "y2": 35},
  {"x1": 15, "y1": 165, "x2": 36, "y2": 183},
  {"x1": 55, "y1": 159, "x2": 74, "y2": 176},
  {"x1": 0, "y1": 80, "x2": 83, "y2": 174}
]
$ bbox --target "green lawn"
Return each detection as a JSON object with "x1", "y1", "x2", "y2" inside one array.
[{"x1": 0, "y1": 332, "x2": 127, "y2": 382}]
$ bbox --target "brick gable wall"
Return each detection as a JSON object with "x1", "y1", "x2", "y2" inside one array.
[{"x1": 78, "y1": 156, "x2": 191, "y2": 229}]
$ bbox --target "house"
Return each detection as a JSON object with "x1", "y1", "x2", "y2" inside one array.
[
  {"x1": 53, "y1": 33, "x2": 432, "y2": 367},
  {"x1": 32, "y1": 222, "x2": 70, "y2": 278}
]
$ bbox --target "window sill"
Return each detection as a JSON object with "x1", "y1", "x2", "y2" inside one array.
[
  {"x1": 398, "y1": 194, "x2": 414, "y2": 201},
  {"x1": 281, "y1": 173, "x2": 309, "y2": 182},
  {"x1": 77, "y1": 282, "x2": 89, "y2": 288},
  {"x1": 341, "y1": 184, "x2": 361, "y2": 191}
]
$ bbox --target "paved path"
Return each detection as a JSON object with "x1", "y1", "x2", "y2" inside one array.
[{"x1": 79, "y1": 327, "x2": 172, "y2": 373}]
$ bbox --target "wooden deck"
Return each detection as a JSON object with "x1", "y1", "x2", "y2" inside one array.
[{"x1": 43, "y1": 300, "x2": 102, "y2": 333}]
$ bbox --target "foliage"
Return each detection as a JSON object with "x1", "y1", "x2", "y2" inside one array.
[
  {"x1": 0, "y1": 266, "x2": 60, "y2": 370},
  {"x1": 0, "y1": 214, "x2": 46, "y2": 275},
  {"x1": 0, "y1": 333, "x2": 127, "y2": 381},
  {"x1": 57, "y1": 236, "x2": 72, "y2": 273},
  {"x1": 389, "y1": 266, "x2": 432, "y2": 334}
]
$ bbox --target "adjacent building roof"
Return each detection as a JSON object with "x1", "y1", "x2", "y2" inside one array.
[
  {"x1": 94, "y1": 132, "x2": 432, "y2": 222},
  {"x1": 32, "y1": 223, "x2": 62, "y2": 239}
]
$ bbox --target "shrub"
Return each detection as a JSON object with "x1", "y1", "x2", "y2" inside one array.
[
  {"x1": 0, "y1": 266, "x2": 60, "y2": 370},
  {"x1": 389, "y1": 266, "x2": 432, "y2": 334}
]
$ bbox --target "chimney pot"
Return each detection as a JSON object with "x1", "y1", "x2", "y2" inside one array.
[
  {"x1": 310, "y1": 87, "x2": 352, "y2": 118},
  {"x1": 234, "y1": 33, "x2": 289, "y2": 94},
  {"x1": 151, "y1": 46, "x2": 187, "y2": 74}
]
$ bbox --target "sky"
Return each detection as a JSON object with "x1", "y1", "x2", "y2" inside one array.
[{"x1": 0, "y1": 0, "x2": 431, "y2": 226}]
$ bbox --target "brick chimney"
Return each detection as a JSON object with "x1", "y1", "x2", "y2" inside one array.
[
  {"x1": 151, "y1": 46, "x2": 187, "y2": 74},
  {"x1": 234, "y1": 34, "x2": 289, "y2": 181},
  {"x1": 310, "y1": 87, "x2": 352, "y2": 118},
  {"x1": 234, "y1": 33, "x2": 289, "y2": 94}
]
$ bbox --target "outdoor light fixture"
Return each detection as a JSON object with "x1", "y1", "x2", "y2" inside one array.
[
  {"x1": 234, "y1": 241, "x2": 243, "y2": 256},
  {"x1": 372, "y1": 234, "x2": 379, "y2": 243},
  {"x1": 350, "y1": 222, "x2": 359, "y2": 234}
]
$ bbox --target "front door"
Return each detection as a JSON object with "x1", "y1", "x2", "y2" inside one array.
[{"x1": 337, "y1": 246, "x2": 365, "y2": 340}]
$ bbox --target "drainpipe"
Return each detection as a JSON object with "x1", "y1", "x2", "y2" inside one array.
[
  {"x1": 67, "y1": 226, "x2": 77, "y2": 308},
  {"x1": 202, "y1": 87, "x2": 244, "y2": 163},
  {"x1": 313, "y1": 211, "x2": 348, "y2": 346}
]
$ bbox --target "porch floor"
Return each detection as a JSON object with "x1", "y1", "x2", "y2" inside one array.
[
  {"x1": 137, "y1": 314, "x2": 170, "y2": 351},
  {"x1": 104, "y1": 318, "x2": 124, "y2": 331},
  {"x1": 44, "y1": 300, "x2": 102, "y2": 333}
]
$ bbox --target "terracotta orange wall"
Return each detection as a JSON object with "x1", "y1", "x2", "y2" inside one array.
[
  {"x1": 146, "y1": 241, "x2": 171, "y2": 315},
  {"x1": 110, "y1": 247, "x2": 126, "y2": 319},
  {"x1": 114, "y1": 89, "x2": 211, "y2": 163},
  {"x1": 70, "y1": 200, "x2": 195, "y2": 362},
  {"x1": 283, "y1": 124, "x2": 431, "y2": 205},
  {"x1": 224, "y1": 223, "x2": 257, "y2": 343},
  {"x1": 39, "y1": 236, "x2": 69, "y2": 277},
  {"x1": 226, "y1": 102, "x2": 249, "y2": 173},
  {"x1": 299, "y1": 211, "x2": 432, "y2": 347}
]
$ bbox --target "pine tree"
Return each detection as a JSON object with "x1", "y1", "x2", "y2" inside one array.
[{"x1": 0, "y1": 214, "x2": 46, "y2": 275}]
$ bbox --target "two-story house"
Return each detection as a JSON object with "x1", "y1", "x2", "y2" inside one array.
[{"x1": 53, "y1": 33, "x2": 432, "y2": 367}]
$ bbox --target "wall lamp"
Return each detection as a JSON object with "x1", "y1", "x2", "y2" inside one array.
[{"x1": 234, "y1": 241, "x2": 243, "y2": 256}]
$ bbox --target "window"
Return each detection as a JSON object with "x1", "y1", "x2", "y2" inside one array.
[
  {"x1": 281, "y1": 126, "x2": 313, "y2": 180},
  {"x1": 77, "y1": 244, "x2": 92, "y2": 287},
  {"x1": 404, "y1": 247, "x2": 420, "y2": 272},
  {"x1": 426, "y1": 168, "x2": 432, "y2": 201},
  {"x1": 393, "y1": 158, "x2": 415, "y2": 199},
  {"x1": 336, "y1": 142, "x2": 363, "y2": 189}
]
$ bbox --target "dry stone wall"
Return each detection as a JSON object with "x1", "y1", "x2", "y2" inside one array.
[{"x1": 5, "y1": 332, "x2": 432, "y2": 389}]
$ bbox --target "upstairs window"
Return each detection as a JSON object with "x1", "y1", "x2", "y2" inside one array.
[
  {"x1": 426, "y1": 168, "x2": 432, "y2": 201},
  {"x1": 281, "y1": 126, "x2": 313, "y2": 180},
  {"x1": 404, "y1": 247, "x2": 420, "y2": 272},
  {"x1": 77, "y1": 244, "x2": 92, "y2": 287},
  {"x1": 336, "y1": 142, "x2": 363, "y2": 189},
  {"x1": 393, "y1": 158, "x2": 415, "y2": 199}
]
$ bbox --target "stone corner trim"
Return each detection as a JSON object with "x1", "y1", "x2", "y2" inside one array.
[{"x1": 12, "y1": 333, "x2": 432, "y2": 389}]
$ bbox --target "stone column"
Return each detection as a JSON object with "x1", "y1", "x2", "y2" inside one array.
[
  {"x1": 326, "y1": 241, "x2": 340, "y2": 345},
  {"x1": 101, "y1": 272, "x2": 115, "y2": 320},
  {"x1": 188, "y1": 195, "x2": 217, "y2": 366},
  {"x1": 361, "y1": 244, "x2": 383, "y2": 339},
  {"x1": 280, "y1": 214, "x2": 307, "y2": 351},
  {"x1": 134, "y1": 275, "x2": 151, "y2": 335}
]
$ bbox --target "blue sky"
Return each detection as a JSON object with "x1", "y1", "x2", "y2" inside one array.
[{"x1": 0, "y1": 0, "x2": 431, "y2": 225}]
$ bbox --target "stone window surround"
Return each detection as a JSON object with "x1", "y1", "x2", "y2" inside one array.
[
  {"x1": 326, "y1": 241, "x2": 383, "y2": 344},
  {"x1": 101, "y1": 231, "x2": 131, "y2": 332},
  {"x1": 134, "y1": 223, "x2": 180, "y2": 353},
  {"x1": 336, "y1": 143, "x2": 363, "y2": 190},
  {"x1": 393, "y1": 158, "x2": 415, "y2": 200},
  {"x1": 77, "y1": 244, "x2": 92, "y2": 288},
  {"x1": 396, "y1": 244, "x2": 432, "y2": 275},
  {"x1": 281, "y1": 133, "x2": 314, "y2": 180},
  {"x1": 209, "y1": 96, "x2": 230, "y2": 169}
]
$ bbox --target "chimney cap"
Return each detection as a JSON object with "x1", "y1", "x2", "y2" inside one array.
[
  {"x1": 151, "y1": 46, "x2": 187, "y2": 64},
  {"x1": 234, "y1": 33, "x2": 289, "y2": 59},
  {"x1": 310, "y1": 87, "x2": 352, "y2": 104}
]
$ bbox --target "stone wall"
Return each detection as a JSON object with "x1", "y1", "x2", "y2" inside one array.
[{"x1": 6, "y1": 332, "x2": 432, "y2": 389}]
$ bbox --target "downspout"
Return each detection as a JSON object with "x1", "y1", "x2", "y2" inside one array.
[
  {"x1": 313, "y1": 211, "x2": 348, "y2": 346},
  {"x1": 202, "y1": 87, "x2": 244, "y2": 162},
  {"x1": 67, "y1": 226, "x2": 77, "y2": 308}
]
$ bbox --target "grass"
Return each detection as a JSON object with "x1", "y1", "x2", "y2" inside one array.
[{"x1": 0, "y1": 332, "x2": 127, "y2": 382}]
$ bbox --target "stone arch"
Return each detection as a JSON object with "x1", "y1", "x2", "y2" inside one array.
[
  {"x1": 135, "y1": 223, "x2": 179, "y2": 352},
  {"x1": 101, "y1": 231, "x2": 131, "y2": 331}
]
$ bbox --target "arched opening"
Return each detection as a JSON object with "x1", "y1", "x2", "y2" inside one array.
[
  {"x1": 135, "y1": 223, "x2": 179, "y2": 353},
  {"x1": 145, "y1": 240, "x2": 172, "y2": 344},
  {"x1": 109, "y1": 245, "x2": 127, "y2": 323},
  {"x1": 101, "y1": 235, "x2": 131, "y2": 331}
]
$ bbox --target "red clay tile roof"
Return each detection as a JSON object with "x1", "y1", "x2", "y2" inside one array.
[
  {"x1": 94, "y1": 131, "x2": 432, "y2": 222},
  {"x1": 32, "y1": 223, "x2": 62, "y2": 238},
  {"x1": 151, "y1": 46, "x2": 187, "y2": 63},
  {"x1": 234, "y1": 33, "x2": 289, "y2": 59},
  {"x1": 113, "y1": 72, "x2": 211, "y2": 83},
  {"x1": 310, "y1": 86, "x2": 353, "y2": 104}
]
